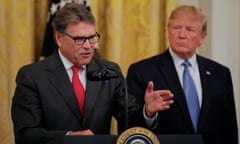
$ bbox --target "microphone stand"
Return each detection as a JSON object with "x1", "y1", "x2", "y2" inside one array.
[
  {"x1": 90, "y1": 64, "x2": 129, "y2": 130},
  {"x1": 123, "y1": 78, "x2": 129, "y2": 130},
  {"x1": 106, "y1": 64, "x2": 129, "y2": 129}
]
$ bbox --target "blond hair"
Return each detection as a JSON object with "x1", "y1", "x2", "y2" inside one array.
[{"x1": 168, "y1": 5, "x2": 207, "y2": 35}]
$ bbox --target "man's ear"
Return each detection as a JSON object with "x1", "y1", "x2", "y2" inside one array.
[
  {"x1": 199, "y1": 32, "x2": 207, "y2": 46},
  {"x1": 54, "y1": 31, "x2": 62, "y2": 47}
]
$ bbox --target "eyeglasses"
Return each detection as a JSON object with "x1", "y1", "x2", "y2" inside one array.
[{"x1": 63, "y1": 32, "x2": 100, "y2": 45}]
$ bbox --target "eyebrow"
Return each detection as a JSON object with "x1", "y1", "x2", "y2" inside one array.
[{"x1": 75, "y1": 33, "x2": 97, "y2": 37}]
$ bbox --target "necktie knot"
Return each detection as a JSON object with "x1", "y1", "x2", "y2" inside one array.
[
  {"x1": 72, "y1": 66, "x2": 80, "y2": 74},
  {"x1": 182, "y1": 60, "x2": 191, "y2": 68}
]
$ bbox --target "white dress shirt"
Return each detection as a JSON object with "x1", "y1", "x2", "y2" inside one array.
[
  {"x1": 58, "y1": 49, "x2": 86, "y2": 89},
  {"x1": 169, "y1": 48, "x2": 202, "y2": 107}
]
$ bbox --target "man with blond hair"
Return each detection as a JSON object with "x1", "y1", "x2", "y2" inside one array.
[{"x1": 127, "y1": 5, "x2": 238, "y2": 144}]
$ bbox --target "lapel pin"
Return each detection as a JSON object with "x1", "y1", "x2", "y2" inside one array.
[{"x1": 206, "y1": 71, "x2": 211, "y2": 75}]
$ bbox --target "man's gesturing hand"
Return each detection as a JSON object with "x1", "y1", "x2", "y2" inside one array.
[{"x1": 144, "y1": 81, "x2": 174, "y2": 118}]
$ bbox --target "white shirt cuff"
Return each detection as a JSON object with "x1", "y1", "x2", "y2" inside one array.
[{"x1": 143, "y1": 105, "x2": 158, "y2": 128}]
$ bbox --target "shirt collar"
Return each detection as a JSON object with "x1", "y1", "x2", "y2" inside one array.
[
  {"x1": 58, "y1": 49, "x2": 86, "y2": 71},
  {"x1": 169, "y1": 48, "x2": 197, "y2": 67}
]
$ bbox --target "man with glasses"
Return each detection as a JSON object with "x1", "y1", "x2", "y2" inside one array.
[{"x1": 11, "y1": 3, "x2": 174, "y2": 144}]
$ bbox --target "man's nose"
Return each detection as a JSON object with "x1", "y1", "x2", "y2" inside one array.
[
  {"x1": 179, "y1": 29, "x2": 186, "y2": 38},
  {"x1": 82, "y1": 39, "x2": 91, "y2": 47}
]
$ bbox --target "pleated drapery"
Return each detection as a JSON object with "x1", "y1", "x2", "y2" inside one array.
[
  {"x1": 91, "y1": 0, "x2": 177, "y2": 75},
  {"x1": 0, "y1": 0, "x2": 177, "y2": 143}
]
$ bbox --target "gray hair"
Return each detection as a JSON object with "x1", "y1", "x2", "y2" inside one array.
[{"x1": 52, "y1": 2, "x2": 95, "y2": 33}]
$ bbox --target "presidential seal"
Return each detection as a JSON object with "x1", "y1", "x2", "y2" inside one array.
[{"x1": 116, "y1": 127, "x2": 160, "y2": 144}]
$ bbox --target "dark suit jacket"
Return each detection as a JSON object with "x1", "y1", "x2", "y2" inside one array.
[
  {"x1": 126, "y1": 49, "x2": 238, "y2": 144},
  {"x1": 11, "y1": 50, "x2": 143, "y2": 144}
]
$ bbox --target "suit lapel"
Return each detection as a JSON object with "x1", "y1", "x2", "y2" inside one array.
[
  {"x1": 160, "y1": 50, "x2": 195, "y2": 131},
  {"x1": 83, "y1": 79, "x2": 101, "y2": 123},
  {"x1": 196, "y1": 56, "x2": 212, "y2": 131},
  {"x1": 83, "y1": 58, "x2": 103, "y2": 123},
  {"x1": 46, "y1": 51, "x2": 82, "y2": 122}
]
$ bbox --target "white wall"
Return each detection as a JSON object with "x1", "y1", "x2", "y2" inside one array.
[
  {"x1": 178, "y1": 0, "x2": 240, "y2": 142},
  {"x1": 211, "y1": 1, "x2": 240, "y2": 142}
]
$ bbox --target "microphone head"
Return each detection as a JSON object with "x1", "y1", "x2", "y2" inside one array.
[{"x1": 87, "y1": 66, "x2": 118, "y2": 81}]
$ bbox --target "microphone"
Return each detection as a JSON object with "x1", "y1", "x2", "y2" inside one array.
[
  {"x1": 105, "y1": 65, "x2": 129, "y2": 130},
  {"x1": 87, "y1": 64, "x2": 129, "y2": 130},
  {"x1": 87, "y1": 65, "x2": 118, "y2": 81}
]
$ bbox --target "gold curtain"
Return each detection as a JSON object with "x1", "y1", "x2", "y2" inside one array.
[
  {"x1": 91, "y1": 0, "x2": 177, "y2": 134},
  {"x1": 0, "y1": 0, "x2": 176, "y2": 143},
  {"x1": 91, "y1": 0, "x2": 177, "y2": 75},
  {"x1": 0, "y1": 1, "x2": 48, "y2": 144}
]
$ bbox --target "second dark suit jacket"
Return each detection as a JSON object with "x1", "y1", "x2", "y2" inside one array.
[
  {"x1": 126, "y1": 49, "x2": 238, "y2": 144},
  {"x1": 11, "y1": 50, "x2": 144, "y2": 144}
]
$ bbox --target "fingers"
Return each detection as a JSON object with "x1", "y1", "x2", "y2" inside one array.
[
  {"x1": 154, "y1": 90, "x2": 174, "y2": 108},
  {"x1": 157, "y1": 90, "x2": 174, "y2": 100},
  {"x1": 144, "y1": 81, "x2": 174, "y2": 113},
  {"x1": 69, "y1": 129, "x2": 94, "y2": 136},
  {"x1": 146, "y1": 81, "x2": 154, "y2": 93},
  {"x1": 160, "y1": 91, "x2": 174, "y2": 107},
  {"x1": 161, "y1": 99, "x2": 174, "y2": 107},
  {"x1": 158, "y1": 90, "x2": 174, "y2": 96},
  {"x1": 162, "y1": 101, "x2": 166, "y2": 106}
]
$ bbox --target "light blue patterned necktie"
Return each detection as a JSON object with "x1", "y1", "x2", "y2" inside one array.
[{"x1": 182, "y1": 60, "x2": 200, "y2": 132}]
